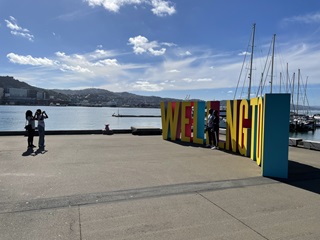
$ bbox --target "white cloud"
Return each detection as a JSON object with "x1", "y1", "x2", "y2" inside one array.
[
  {"x1": 5, "y1": 37, "x2": 320, "y2": 104},
  {"x1": 177, "y1": 50, "x2": 192, "y2": 57},
  {"x1": 5, "y1": 16, "x2": 23, "y2": 31},
  {"x1": 10, "y1": 31, "x2": 35, "y2": 41},
  {"x1": 238, "y1": 51, "x2": 251, "y2": 56},
  {"x1": 197, "y1": 78, "x2": 212, "y2": 82},
  {"x1": 84, "y1": 0, "x2": 176, "y2": 16},
  {"x1": 168, "y1": 69, "x2": 180, "y2": 73},
  {"x1": 94, "y1": 59, "x2": 120, "y2": 66},
  {"x1": 7, "y1": 49, "x2": 121, "y2": 75},
  {"x1": 4, "y1": 16, "x2": 34, "y2": 41},
  {"x1": 128, "y1": 35, "x2": 166, "y2": 56},
  {"x1": 133, "y1": 81, "x2": 163, "y2": 91},
  {"x1": 183, "y1": 78, "x2": 193, "y2": 82},
  {"x1": 7, "y1": 53, "x2": 55, "y2": 66},
  {"x1": 162, "y1": 42, "x2": 177, "y2": 47},
  {"x1": 55, "y1": 51, "x2": 68, "y2": 58},
  {"x1": 283, "y1": 12, "x2": 320, "y2": 24},
  {"x1": 60, "y1": 64, "x2": 91, "y2": 73},
  {"x1": 148, "y1": 47, "x2": 166, "y2": 56},
  {"x1": 128, "y1": 35, "x2": 149, "y2": 54},
  {"x1": 150, "y1": 0, "x2": 176, "y2": 16}
]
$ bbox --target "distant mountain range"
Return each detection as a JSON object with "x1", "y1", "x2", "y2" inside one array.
[
  {"x1": 0, "y1": 76, "x2": 184, "y2": 107},
  {"x1": 1, "y1": 76, "x2": 319, "y2": 110}
]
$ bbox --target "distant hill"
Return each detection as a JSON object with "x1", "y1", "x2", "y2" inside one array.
[
  {"x1": 0, "y1": 76, "x2": 70, "y2": 102},
  {"x1": 2, "y1": 76, "x2": 319, "y2": 109},
  {"x1": 53, "y1": 88, "x2": 180, "y2": 107},
  {"x1": 0, "y1": 76, "x2": 181, "y2": 107},
  {"x1": 0, "y1": 76, "x2": 33, "y2": 89}
]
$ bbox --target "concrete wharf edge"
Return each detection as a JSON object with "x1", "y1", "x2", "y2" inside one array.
[
  {"x1": 0, "y1": 127, "x2": 162, "y2": 136},
  {"x1": 0, "y1": 134, "x2": 319, "y2": 239},
  {"x1": 1, "y1": 128, "x2": 319, "y2": 151}
]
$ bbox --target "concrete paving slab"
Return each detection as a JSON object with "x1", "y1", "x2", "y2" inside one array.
[
  {"x1": 80, "y1": 194, "x2": 266, "y2": 240},
  {"x1": 201, "y1": 183, "x2": 320, "y2": 240},
  {"x1": 0, "y1": 134, "x2": 319, "y2": 240},
  {"x1": 0, "y1": 135, "x2": 262, "y2": 203},
  {"x1": 0, "y1": 207, "x2": 80, "y2": 240}
]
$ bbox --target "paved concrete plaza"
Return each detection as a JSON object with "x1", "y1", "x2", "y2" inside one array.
[{"x1": 0, "y1": 134, "x2": 319, "y2": 239}]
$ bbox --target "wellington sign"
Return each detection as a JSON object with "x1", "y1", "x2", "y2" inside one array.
[{"x1": 161, "y1": 94, "x2": 290, "y2": 179}]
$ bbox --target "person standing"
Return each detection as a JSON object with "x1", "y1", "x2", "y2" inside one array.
[
  {"x1": 35, "y1": 109, "x2": 48, "y2": 149},
  {"x1": 206, "y1": 108, "x2": 214, "y2": 148},
  {"x1": 25, "y1": 110, "x2": 36, "y2": 149},
  {"x1": 211, "y1": 110, "x2": 220, "y2": 150}
]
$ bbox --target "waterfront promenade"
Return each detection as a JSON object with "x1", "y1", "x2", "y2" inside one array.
[{"x1": 0, "y1": 134, "x2": 319, "y2": 239}]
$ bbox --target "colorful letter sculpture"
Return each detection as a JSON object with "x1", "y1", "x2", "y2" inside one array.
[{"x1": 160, "y1": 93, "x2": 290, "y2": 179}]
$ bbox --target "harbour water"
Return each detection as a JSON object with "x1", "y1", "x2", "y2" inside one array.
[
  {"x1": 0, "y1": 105, "x2": 161, "y2": 131},
  {"x1": 1, "y1": 105, "x2": 320, "y2": 141}
]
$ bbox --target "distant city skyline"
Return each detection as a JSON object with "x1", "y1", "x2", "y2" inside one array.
[{"x1": 0, "y1": 0, "x2": 320, "y2": 106}]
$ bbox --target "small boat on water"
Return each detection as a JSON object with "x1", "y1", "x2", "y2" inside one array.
[
  {"x1": 313, "y1": 114, "x2": 320, "y2": 127},
  {"x1": 289, "y1": 114, "x2": 316, "y2": 132},
  {"x1": 314, "y1": 114, "x2": 320, "y2": 121}
]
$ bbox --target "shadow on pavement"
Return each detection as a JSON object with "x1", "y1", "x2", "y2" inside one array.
[
  {"x1": 34, "y1": 148, "x2": 47, "y2": 155},
  {"x1": 165, "y1": 141, "x2": 320, "y2": 194},
  {"x1": 166, "y1": 139, "x2": 207, "y2": 148},
  {"x1": 273, "y1": 160, "x2": 320, "y2": 195}
]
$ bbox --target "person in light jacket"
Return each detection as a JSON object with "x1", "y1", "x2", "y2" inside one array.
[{"x1": 35, "y1": 109, "x2": 48, "y2": 149}]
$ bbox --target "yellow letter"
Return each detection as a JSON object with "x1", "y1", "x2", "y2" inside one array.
[
  {"x1": 250, "y1": 98, "x2": 259, "y2": 161},
  {"x1": 256, "y1": 97, "x2": 264, "y2": 166},
  {"x1": 161, "y1": 102, "x2": 181, "y2": 140},
  {"x1": 238, "y1": 99, "x2": 249, "y2": 156},
  {"x1": 226, "y1": 100, "x2": 238, "y2": 152}
]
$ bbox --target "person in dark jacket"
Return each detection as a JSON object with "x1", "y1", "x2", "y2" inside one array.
[
  {"x1": 25, "y1": 110, "x2": 35, "y2": 149},
  {"x1": 206, "y1": 108, "x2": 214, "y2": 148},
  {"x1": 211, "y1": 110, "x2": 220, "y2": 149}
]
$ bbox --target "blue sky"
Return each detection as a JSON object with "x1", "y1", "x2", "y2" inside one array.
[{"x1": 1, "y1": 0, "x2": 320, "y2": 106}]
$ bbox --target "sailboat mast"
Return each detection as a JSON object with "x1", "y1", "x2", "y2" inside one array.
[
  {"x1": 297, "y1": 69, "x2": 300, "y2": 115},
  {"x1": 286, "y1": 63, "x2": 289, "y2": 93},
  {"x1": 292, "y1": 72, "x2": 295, "y2": 113},
  {"x1": 280, "y1": 72, "x2": 282, "y2": 92},
  {"x1": 304, "y1": 76, "x2": 309, "y2": 115},
  {"x1": 270, "y1": 34, "x2": 276, "y2": 93},
  {"x1": 248, "y1": 23, "x2": 256, "y2": 99}
]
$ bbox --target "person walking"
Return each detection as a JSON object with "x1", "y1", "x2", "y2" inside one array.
[
  {"x1": 25, "y1": 110, "x2": 36, "y2": 149},
  {"x1": 35, "y1": 109, "x2": 48, "y2": 149}
]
